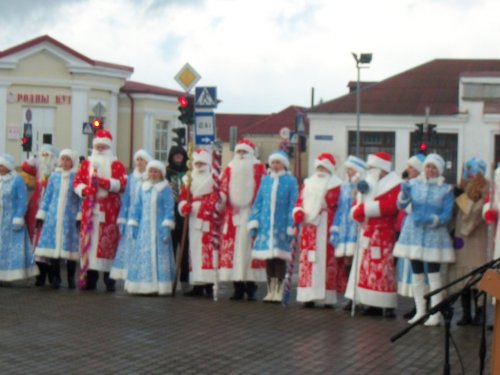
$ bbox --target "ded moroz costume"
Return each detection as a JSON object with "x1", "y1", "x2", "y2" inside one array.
[{"x1": 293, "y1": 153, "x2": 346, "y2": 307}]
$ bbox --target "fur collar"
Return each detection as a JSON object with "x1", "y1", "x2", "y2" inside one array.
[
  {"x1": 374, "y1": 171, "x2": 401, "y2": 197},
  {"x1": 0, "y1": 171, "x2": 15, "y2": 182},
  {"x1": 142, "y1": 179, "x2": 169, "y2": 192}
]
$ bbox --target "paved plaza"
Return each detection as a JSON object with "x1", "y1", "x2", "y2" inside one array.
[{"x1": 0, "y1": 279, "x2": 492, "y2": 374}]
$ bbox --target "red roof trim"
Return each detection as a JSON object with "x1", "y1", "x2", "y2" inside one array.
[{"x1": 120, "y1": 81, "x2": 187, "y2": 97}]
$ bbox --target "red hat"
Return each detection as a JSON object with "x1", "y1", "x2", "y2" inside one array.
[
  {"x1": 192, "y1": 149, "x2": 212, "y2": 165},
  {"x1": 314, "y1": 152, "x2": 336, "y2": 174},
  {"x1": 93, "y1": 129, "x2": 113, "y2": 148},
  {"x1": 367, "y1": 151, "x2": 392, "y2": 172},
  {"x1": 234, "y1": 138, "x2": 256, "y2": 155}
]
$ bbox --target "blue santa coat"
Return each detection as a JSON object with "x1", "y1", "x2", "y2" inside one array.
[
  {"x1": 35, "y1": 170, "x2": 80, "y2": 260},
  {"x1": 330, "y1": 181, "x2": 360, "y2": 257},
  {"x1": 125, "y1": 180, "x2": 176, "y2": 295},
  {"x1": 0, "y1": 172, "x2": 37, "y2": 280},
  {"x1": 249, "y1": 171, "x2": 298, "y2": 260},
  {"x1": 110, "y1": 171, "x2": 144, "y2": 279},
  {"x1": 393, "y1": 176, "x2": 455, "y2": 263}
]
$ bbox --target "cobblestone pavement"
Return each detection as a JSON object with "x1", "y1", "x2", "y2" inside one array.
[{"x1": 0, "y1": 279, "x2": 492, "y2": 375}]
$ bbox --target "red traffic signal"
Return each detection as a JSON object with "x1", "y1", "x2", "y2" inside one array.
[
  {"x1": 419, "y1": 143, "x2": 427, "y2": 153},
  {"x1": 92, "y1": 118, "x2": 103, "y2": 131},
  {"x1": 177, "y1": 96, "x2": 194, "y2": 125},
  {"x1": 178, "y1": 96, "x2": 189, "y2": 108}
]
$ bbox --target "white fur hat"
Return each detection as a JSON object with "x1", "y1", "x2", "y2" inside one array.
[
  {"x1": 407, "y1": 154, "x2": 425, "y2": 173},
  {"x1": 344, "y1": 155, "x2": 367, "y2": 175},
  {"x1": 146, "y1": 160, "x2": 166, "y2": 177},
  {"x1": 0, "y1": 154, "x2": 15, "y2": 171},
  {"x1": 134, "y1": 149, "x2": 152, "y2": 163},
  {"x1": 367, "y1": 152, "x2": 392, "y2": 172},
  {"x1": 59, "y1": 149, "x2": 79, "y2": 171},
  {"x1": 268, "y1": 150, "x2": 289, "y2": 169},
  {"x1": 192, "y1": 149, "x2": 212, "y2": 166},
  {"x1": 424, "y1": 153, "x2": 445, "y2": 176}
]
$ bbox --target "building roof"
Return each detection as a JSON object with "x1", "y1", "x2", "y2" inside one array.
[
  {"x1": 215, "y1": 113, "x2": 268, "y2": 142},
  {"x1": 242, "y1": 105, "x2": 309, "y2": 135},
  {"x1": 0, "y1": 35, "x2": 134, "y2": 73},
  {"x1": 309, "y1": 59, "x2": 500, "y2": 116},
  {"x1": 120, "y1": 81, "x2": 186, "y2": 97}
]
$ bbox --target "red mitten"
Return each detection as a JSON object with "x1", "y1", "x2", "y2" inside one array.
[
  {"x1": 83, "y1": 185, "x2": 96, "y2": 197},
  {"x1": 293, "y1": 210, "x2": 305, "y2": 225},
  {"x1": 181, "y1": 203, "x2": 192, "y2": 216},
  {"x1": 97, "y1": 177, "x2": 111, "y2": 190},
  {"x1": 352, "y1": 204, "x2": 365, "y2": 223},
  {"x1": 484, "y1": 209, "x2": 497, "y2": 224}
]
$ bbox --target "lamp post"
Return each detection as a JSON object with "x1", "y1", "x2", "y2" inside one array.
[{"x1": 352, "y1": 52, "x2": 372, "y2": 157}]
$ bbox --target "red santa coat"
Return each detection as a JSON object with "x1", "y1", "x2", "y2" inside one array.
[
  {"x1": 293, "y1": 176, "x2": 346, "y2": 304},
  {"x1": 178, "y1": 181, "x2": 217, "y2": 284},
  {"x1": 346, "y1": 171, "x2": 401, "y2": 308},
  {"x1": 22, "y1": 162, "x2": 49, "y2": 242},
  {"x1": 219, "y1": 161, "x2": 267, "y2": 282},
  {"x1": 74, "y1": 158, "x2": 127, "y2": 272}
]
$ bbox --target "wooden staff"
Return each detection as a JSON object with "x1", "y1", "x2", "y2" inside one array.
[
  {"x1": 210, "y1": 141, "x2": 222, "y2": 301},
  {"x1": 172, "y1": 139, "x2": 193, "y2": 296}
]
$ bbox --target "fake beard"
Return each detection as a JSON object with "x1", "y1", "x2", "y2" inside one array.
[
  {"x1": 302, "y1": 172, "x2": 329, "y2": 222},
  {"x1": 37, "y1": 155, "x2": 56, "y2": 181},
  {"x1": 89, "y1": 149, "x2": 114, "y2": 179},
  {"x1": 363, "y1": 168, "x2": 382, "y2": 199},
  {"x1": 190, "y1": 166, "x2": 214, "y2": 198},
  {"x1": 229, "y1": 155, "x2": 255, "y2": 208}
]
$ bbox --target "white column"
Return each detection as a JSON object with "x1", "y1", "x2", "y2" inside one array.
[
  {"x1": 143, "y1": 112, "x2": 154, "y2": 155},
  {"x1": 0, "y1": 84, "x2": 9, "y2": 154},
  {"x1": 71, "y1": 86, "x2": 89, "y2": 157},
  {"x1": 109, "y1": 91, "x2": 118, "y2": 153},
  {"x1": 395, "y1": 128, "x2": 410, "y2": 174}
]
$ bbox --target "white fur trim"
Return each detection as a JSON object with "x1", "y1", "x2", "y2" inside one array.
[
  {"x1": 93, "y1": 137, "x2": 112, "y2": 148},
  {"x1": 247, "y1": 220, "x2": 259, "y2": 230},
  {"x1": 344, "y1": 156, "x2": 367, "y2": 175},
  {"x1": 268, "y1": 152, "x2": 289, "y2": 169},
  {"x1": 364, "y1": 201, "x2": 381, "y2": 218},
  {"x1": 356, "y1": 286, "x2": 397, "y2": 308},
  {"x1": 109, "y1": 178, "x2": 120, "y2": 193},
  {"x1": 234, "y1": 143, "x2": 254, "y2": 155},
  {"x1": 117, "y1": 218, "x2": 127, "y2": 225},
  {"x1": 397, "y1": 191, "x2": 411, "y2": 206},
  {"x1": 74, "y1": 183, "x2": 85, "y2": 198},
  {"x1": 161, "y1": 219, "x2": 175, "y2": 229},
  {"x1": 408, "y1": 155, "x2": 424, "y2": 173},
  {"x1": 423, "y1": 154, "x2": 444, "y2": 176},
  {"x1": 314, "y1": 158, "x2": 335, "y2": 174},
  {"x1": 128, "y1": 219, "x2": 139, "y2": 227},
  {"x1": 287, "y1": 226, "x2": 295, "y2": 236},
  {"x1": 373, "y1": 171, "x2": 401, "y2": 197},
  {"x1": 193, "y1": 150, "x2": 212, "y2": 165},
  {"x1": 293, "y1": 207, "x2": 304, "y2": 215},
  {"x1": 36, "y1": 210, "x2": 47, "y2": 220},
  {"x1": 429, "y1": 214, "x2": 439, "y2": 228},
  {"x1": 134, "y1": 149, "x2": 152, "y2": 163},
  {"x1": 330, "y1": 225, "x2": 339, "y2": 233},
  {"x1": 0, "y1": 155, "x2": 15, "y2": 171},
  {"x1": 146, "y1": 160, "x2": 166, "y2": 177},
  {"x1": 12, "y1": 217, "x2": 24, "y2": 226},
  {"x1": 367, "y1": 154, "x2": 392, "y2": 172}
]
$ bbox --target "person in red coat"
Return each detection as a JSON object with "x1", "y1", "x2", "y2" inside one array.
[
  {"x1": 219, "y1": 139, "x2": 267, "y2": 300},
  {"x1": 345, "y1": 151, "x2": 401, "y2": 317},
  {"x1": 293, "y1": 152, "x2": 346, "y2": 308},
  {"x1": 22, "y1": 144, "x2": 58, "y2": 286},
  {"x1": 73, "y1": 130, "x2": 127, "y2": 291}
]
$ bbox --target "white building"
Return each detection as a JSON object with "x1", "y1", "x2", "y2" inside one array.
[{"x1": 308, "y1": 59, "x2": 500, "y2": 183}]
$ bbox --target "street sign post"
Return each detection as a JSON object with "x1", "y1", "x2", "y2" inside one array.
[
  {"x1": 195, "y1": 87, "x2": 217, "y2": 109},
  {"x1": 175, "y1": 63, "x2": 201, "y2": 92},
  {"x1": 195, "y1": 112, "x2": 215, "y2": 145}
]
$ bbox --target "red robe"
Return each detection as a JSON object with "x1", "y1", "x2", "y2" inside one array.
[
  {"x1": 219, "y1": 161, "x2": 267, "y2": 282},
  {"x1": 346, "y1": 171, "x2": 401, "y2": 308},
  {"x1": 22, "y1": 162, "x2": 49, "y2": 243},
  {"x1": 178, "y1": 181, "x2": 217, "y2": 284},
  {"x1": 73, "y1": 158, "x2": 127, "y2": 272},
  {"x1": 293, "y1": 176, "x2": 345, "y2": 304}
]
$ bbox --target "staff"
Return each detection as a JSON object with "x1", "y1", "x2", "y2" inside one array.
[{"x1": 210, "y1": 141, "x2": 222, "y2": 301}]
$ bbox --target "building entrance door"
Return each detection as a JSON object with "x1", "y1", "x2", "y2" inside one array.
[{"x1": 23, "y1": 107, "x2": 55, "y2": 154}]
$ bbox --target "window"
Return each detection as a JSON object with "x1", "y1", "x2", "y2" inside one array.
[
  {"x1": 348, "y1": 131, "x2": 396, "y2": 161},
  {"x1": 155, "y1": 120, "x2": 170, "y2": 162}
]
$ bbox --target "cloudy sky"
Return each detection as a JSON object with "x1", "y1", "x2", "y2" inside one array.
[{"x1": 1, "y1": 0, "x2": 499, "y2": 114}]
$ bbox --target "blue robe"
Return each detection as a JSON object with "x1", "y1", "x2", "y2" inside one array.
[
  {"x1": 35, "y1": 170, "x2": 80, "y2": 260},
  {"x1": 110, "y1": 170, "x2": 144, "y2": 280},
  {"x1": 393, "y1": 176, "x2": 455, "y2": 263},
  {"x1": 125, "y1": 180, "x2": 175, "y2": 295},
  {"x1": 0, "y1": 172, "x2": 37, "y2": 280},
  {"x1": 249, "y1": 171, "x2": 298, "y2": 260},
  {"x1": 329, "y1": 181, "x2": 360, "y2": 257}
]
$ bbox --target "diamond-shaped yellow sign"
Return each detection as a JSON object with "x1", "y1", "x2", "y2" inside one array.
[{"x1": 174, "y1": 63, "x2": 201, "y2": 92}]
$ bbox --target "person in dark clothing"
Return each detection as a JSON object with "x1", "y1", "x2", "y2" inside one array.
[{"x1": 166, "y1": 146, "x2": 190, "y2": 290}]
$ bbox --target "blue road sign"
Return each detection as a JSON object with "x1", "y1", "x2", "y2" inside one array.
[
  {"x1": 195, "y1": 112, "x2": 215, "y2": 145},
  {"x1": 195, "y1": 87, "x2": 217, "y2": 109}
]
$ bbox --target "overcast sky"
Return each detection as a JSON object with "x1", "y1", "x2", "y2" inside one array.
[{"x1": 1, "y1": 0, "x2": 499, "y2": 114}]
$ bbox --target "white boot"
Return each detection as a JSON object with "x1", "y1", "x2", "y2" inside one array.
[
  {"x1": 408, "y1": 273, "x2": 427, "y2": 324},
  {"x1": 272, "y1": 279, "x2": 284, "y2": 303},
  {"x1": 424, "y1": 272, "x2": 443, "y2": 327},
  {"x1": 263, "y1": 278, "x2": 275, "y2": 302}
]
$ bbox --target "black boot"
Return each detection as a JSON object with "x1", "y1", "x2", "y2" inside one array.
[
  {"x1": 50, "y1": 259, "x2": 61, "y2": 290},
  {"x1": 184, "y1": 285, "x2": 205, "y2": 297},
  {"x1": 85, "y1": 270, "x2": 98, "y2": 291},
  {"x1": 245, "y1": 282, "x2": 257, "y2": 301},
  {"x1": 362, "y1": 306, "x2": 384, "y2": 316},
  {"x1": 104, "y1": 272, "x2": 116, "y2": 292},
  {"x1": 67, "y1": 261, "x2": 76, "y2": 289},
  {"x1": 303, "y1": 301, "x2": 315, "y2": 308},
  {"x1": 472, "y1": 289, "x2": 485, "y2": 326},
  {"x1": 230, "y1": 282, "x2": 245, "y2": 300},
  {"x1": 403, "y1": 307, "x2": 416, "y2": 320},
  {"x1": 35, "y1": 261, "x2": 48, "y2": 287},
  {"x1": 204, "y1": 284, "x2": 213, "y2": 299},
  {"x1": 457, "y1": 289, "x2": 472, "y2": 326}
]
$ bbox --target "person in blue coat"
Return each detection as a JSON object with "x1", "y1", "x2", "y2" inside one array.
[
  {"x1": 0, "y1": 154, "x2": 38, "y2": 283},
  {"x1": 248, "y1": 150, "x2": 298, "y2": 303},
  {"x1": 125, "y1": 160, "x2": 176, "y2": 295},
  {"x1": 35, "y1": 149, "x2": 80, "y2": 289},
  {"x1": 110, "y1": 149, "x2": 151, "y2": 281},
  {"x1": 393, "y1": 153, "x2": 455, "y2": 326}
]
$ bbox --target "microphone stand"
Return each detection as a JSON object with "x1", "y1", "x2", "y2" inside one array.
[{"x1": 391, "y1": 257, "x2": 500, "y2": 375}]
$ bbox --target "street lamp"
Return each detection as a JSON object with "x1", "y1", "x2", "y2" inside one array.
[{"x1": 352, "y1": 52, "x2": 372, "y2": 157}]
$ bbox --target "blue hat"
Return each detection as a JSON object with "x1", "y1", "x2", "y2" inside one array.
[
  {"x1": 344, "y1": 155, "x2": 367, "y2": 174},
  {"x1": 0, "y1": 154, "x2": 16, "y2": 171},
  {"x1": 268, "y1": 150, "x2": 289, "y2": 169}
]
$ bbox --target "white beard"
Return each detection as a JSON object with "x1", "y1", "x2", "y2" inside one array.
[
  {"x1": 190, "y1": 167, "x2": 214, "y2": 198},
  {"x1": 89, "y1": 149, "x2": 115, "y2": 179},
  {"x1": 37, "y1": 155, "x2": 56, "y2": 182},
  {"x1": 302, "y1": 172, "x2": 329, "y2": 222},
  {"x1": 229, "y1": 156, "x2": 255, "y2": 208},
  {"x1": 363, "y1": 168, "x2": 382, "y2": 201}
]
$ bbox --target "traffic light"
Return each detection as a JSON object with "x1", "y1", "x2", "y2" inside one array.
[
  {"x1": 22, "y1": 123, "x2": 32, "y2": 153},
  {"x1": 428, "y1": 124, "x2": 437, "y2": 142},
  {"x1": 172, "y1": 127, "x2": 186, "y2": 146},
  {"x1": 419, "y1": 142, "x2": 427, "y2": 155},
  {"x1": 178, "y1": 96, "x2": 194, "y2": 125},
  {"x1": 414, "y1": 123, "x2": 424, "y2": 142},
  {"x1": 91, "y1": 117, "x2": 104, "y2": 132}
]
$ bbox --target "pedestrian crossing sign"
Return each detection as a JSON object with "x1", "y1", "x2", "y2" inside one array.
[{"x1": 195, "y1": 87, "x2": 217, "y2": 109}]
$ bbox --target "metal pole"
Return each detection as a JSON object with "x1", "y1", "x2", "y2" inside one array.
[{"x1": 355, "y1": 62, "x2": 361, "y2": 157}]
